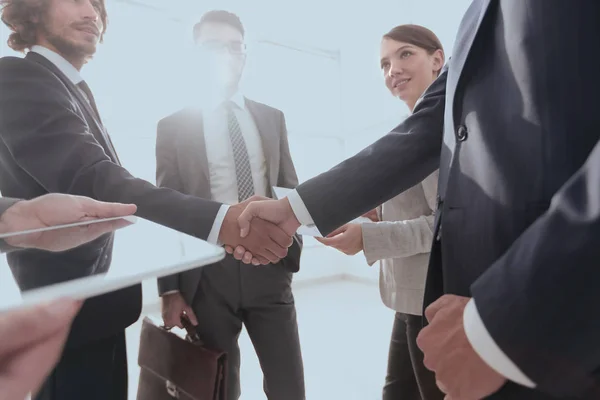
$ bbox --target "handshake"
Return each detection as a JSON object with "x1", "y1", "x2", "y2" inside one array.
[{"x1": 217, "y1": 196, "x2": 302, "y2": 266}]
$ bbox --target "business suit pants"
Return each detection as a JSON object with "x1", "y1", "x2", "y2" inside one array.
[
  {"x1": 191, "y1": 259, "x2": 305, "y2": 400},
  {"x1": 383, "y1": 312, "x2": 444, "y2": 400},
  {"x1": 34, "y1": 331, "x2": 128, "y2": 400}
]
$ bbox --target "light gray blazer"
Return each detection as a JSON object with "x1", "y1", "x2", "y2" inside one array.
[{"x1": 361, "y1": 171, "x2": 438, "y2": 316}]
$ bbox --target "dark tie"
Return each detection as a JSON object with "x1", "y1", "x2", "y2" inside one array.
[
  {"x1": 225, "y1": 101, "x2": 255, "y2": 202},
  {"x1": 77, "y1": 80, "x2": 102, "y2": 124}
]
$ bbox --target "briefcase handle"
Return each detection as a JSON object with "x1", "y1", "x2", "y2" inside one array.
[
  {"x1": 180, "y1": 314, "x2": 203, "y2": 344},
  {"x1": 161, "y1": 313, "x2": 203, "y2": 345}
]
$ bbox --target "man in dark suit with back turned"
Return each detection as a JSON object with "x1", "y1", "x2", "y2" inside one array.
[
  {"x1": 0, "y1": 1, "x2": 293, "y2": 399},
  {"x1": 157, "y1": 11, "x2": 305, "y2": 400},
  {"x1": 239, "y1": 1, "x2": 600, "y2": 399}
]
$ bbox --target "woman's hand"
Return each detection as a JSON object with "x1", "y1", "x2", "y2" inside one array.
[
  {"x1": 316, "y1": 223, "x2": 364, "y2": 255},
  {"x1": 362, "y1": 209, "x2": 379, "y2": 222}
]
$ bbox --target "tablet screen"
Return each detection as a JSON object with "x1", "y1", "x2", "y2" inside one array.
[{"x1": 0, "y1": 216, "x2": 224, "y2": 311}]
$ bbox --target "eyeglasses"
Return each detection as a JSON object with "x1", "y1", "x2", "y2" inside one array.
[{"x1": 198, "y1": 40, "x2": 247, "y2": 55}]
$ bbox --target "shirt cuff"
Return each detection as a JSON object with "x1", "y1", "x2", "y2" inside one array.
[
  {"x1": 160, "y1": 290, "x2": 180, "y2": 296},
  {"x1": 463, "y1": 299, "x2": 536, "y2": 389},
  {"x1": 360, "y1": 222, "x2": 382, "y2": 266},
  {"x1": 286, "y1": 190, "x2": 315, "y2": 226},
  {"x1": 207, "y1": 204, "x2": 230, "y2": 246}
]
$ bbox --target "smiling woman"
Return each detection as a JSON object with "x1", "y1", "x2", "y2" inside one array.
[
  {"x1": 379, "y1": 24, "x2": 444, "y2": 111},
  {"x1": 315, "y1": 23, "x2": 447, "y2": 400}
]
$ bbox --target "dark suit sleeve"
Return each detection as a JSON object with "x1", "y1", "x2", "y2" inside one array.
[
  {"x1": 470, "y1": 138, "x2": 600, "y2": 397},
  {"x1": 0, "y1": 57, "x2": 222, "y2": 241},
  {"x1": 154, "y1": 118, "x2": 183, "y2": 294},
  {"x1": 296, "y1": 64, "x2": 448, "y2": 236},
  {"x1": 276, "y1": 111, "x2": 302, "y2": 271}
]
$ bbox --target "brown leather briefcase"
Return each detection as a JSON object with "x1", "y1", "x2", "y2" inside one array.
[{"x1": 136, "y1": 315, "x2": 227, "y2": 400}]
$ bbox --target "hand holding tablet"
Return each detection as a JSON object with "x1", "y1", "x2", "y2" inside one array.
[{"x1": 0, "y1": 194, "x2": 224, "y2": 312}]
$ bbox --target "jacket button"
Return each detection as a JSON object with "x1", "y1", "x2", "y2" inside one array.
[{"x1": 457, "y1": 125, "x2": 468, "y2": 141}]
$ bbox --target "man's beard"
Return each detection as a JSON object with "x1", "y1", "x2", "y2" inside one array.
[{"x1": 41, "y1": 23, "x2": 96, "y2": 63}]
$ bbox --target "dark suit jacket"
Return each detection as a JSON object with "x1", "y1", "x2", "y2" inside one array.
[
  {"x1": 0, "y1": 52, "x2": 223, "y2": 348},
  {"x1": 155, "y1": 101, "x2": 302, "y2": 303},
  {"x1": 295, "y1": 1, "x2": 600, "y2": 398}
]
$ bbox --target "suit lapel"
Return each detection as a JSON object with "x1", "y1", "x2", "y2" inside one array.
[
  {"x1": 245, "y1": 98, "x2": 279, "y2": 190},
  {"x1": 25, "y1": 52, "x2": 121, "y2": 165},
  {"x1": 437, "y1": 0, "x2": 493, "y2": 199},
  {"x1": 447, "y1": 0, "x2": 493, "y2": 98}
]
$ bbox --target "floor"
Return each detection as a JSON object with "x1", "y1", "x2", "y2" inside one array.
[{"x1": 125, "y1": 279, "x2": 395, "y2": 400}]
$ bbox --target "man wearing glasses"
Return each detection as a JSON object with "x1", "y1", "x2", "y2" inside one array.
[{"x1": 156, "y1": 10, "x2": 305, "y2": 400}]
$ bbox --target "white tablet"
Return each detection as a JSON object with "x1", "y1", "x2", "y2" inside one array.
[{"x1": 0, "y1": 216, "x2": 225, "y2": 311}]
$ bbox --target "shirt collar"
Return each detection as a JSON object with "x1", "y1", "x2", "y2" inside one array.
[
  {"x1": 200, "y1": 90, "x2": 246, "y2": 113},
  {"x1": 30, "y1": 45, "x2": 83, "y2": 85},
  {"x1": 229, "y1": 91, "x2": 246, "y2": 110}
]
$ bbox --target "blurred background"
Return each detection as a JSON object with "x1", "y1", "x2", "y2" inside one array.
[{"x1": 1, "y1": 0, "x2": 471, "y2": 398}]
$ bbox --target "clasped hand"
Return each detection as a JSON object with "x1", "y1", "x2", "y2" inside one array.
[{"x1": 219, "y1": 196, "x2": 301, "y2": 265}]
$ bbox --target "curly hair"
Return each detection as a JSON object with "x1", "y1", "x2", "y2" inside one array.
[{"x1": 0, "y1": 0, "x2": 107, "y2": 53}]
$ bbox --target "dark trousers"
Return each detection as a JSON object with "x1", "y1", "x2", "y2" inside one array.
[
  {"x1": 191, "y1": 260, "x2": 305, "y2": 400},
  {"x1": 383, "y1": 312, "x2": 444, "y2": 400},
  {"x1": 35, "y1": 331, "x2": 128, "y2": 400}
]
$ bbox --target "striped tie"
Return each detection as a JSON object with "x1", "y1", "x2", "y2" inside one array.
[{"x1": 225, "y1": 102, "x2": 255, "y2": 202}]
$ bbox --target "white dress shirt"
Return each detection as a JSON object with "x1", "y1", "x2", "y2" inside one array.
[
  {"x1": 286, "y1": 190, "x2": 536, "y2": 389},
  {"x1": 195, "y1": 92, "x2": 269, "y2": 246},
  {"x1": 202, "y1": 92, "x2": 268, "y2": 204},
  {"x1": 29, "y1": 45, "x2": 225, "y2": 245}
]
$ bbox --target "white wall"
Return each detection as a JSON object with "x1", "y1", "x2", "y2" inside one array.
[{"x1": 0, "y1": 0, "x2": 473, "y2": 305}]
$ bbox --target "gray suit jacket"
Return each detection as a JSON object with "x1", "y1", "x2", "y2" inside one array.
[
  {"x1": 295, "y1": 1, "x2": 600, "y2": 398},
  {"x1": 155, "y1": 99, "x2": 302, "y2": 304},
  {"x1": 362, "y1": 171, "x2": 438, "y2": 316}
]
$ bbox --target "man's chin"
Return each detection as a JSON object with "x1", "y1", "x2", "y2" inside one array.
[
  {"x1": 75, "y1": 42, "x2": 97, "y2": 57},
  {"x1": 50, "y1": 40, "x2": 96, "y2": 62}
]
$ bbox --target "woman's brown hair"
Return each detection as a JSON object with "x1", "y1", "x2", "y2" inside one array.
[
  {"x1": 0, "y1": 0, "x2": 107, "y2": 53},
  {"x1": 383, "y1": 24, "x2": 444, "y2": 74}
]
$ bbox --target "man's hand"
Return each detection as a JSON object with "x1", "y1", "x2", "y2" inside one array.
[
  {"x1": 417, "y1": 294, "x2": 507, "y2": 399},
  {"x1": 161, "y1": 292, "x2": 198, "y2": 330},
  {"x1": 0, "y1": 298, "x2": 82, "y2": 400},
  {"x1": 0, "y1": 194, "x2": 137, "y2": 251},
  {"x1": 220, "y1": 197, "x2": 294, "y2": 265},
  {"x1": 237, "y1": 198, "x2": 301, "y2": 238},
  {"x1": 224, "y1": 244, "x2": 260, "y2": 265},
  {"x1": 315, "y1": 223, "x2": 364, "y2": 255}
]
